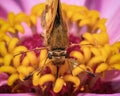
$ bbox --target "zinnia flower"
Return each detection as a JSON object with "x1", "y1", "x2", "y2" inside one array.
[{"x1": 0, "y1": 0, "x2": 120, "y2": 96}]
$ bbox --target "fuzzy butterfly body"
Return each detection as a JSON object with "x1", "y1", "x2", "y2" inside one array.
[{"x1": 41, "y1": 0, "x2": 69, "y2": 65}]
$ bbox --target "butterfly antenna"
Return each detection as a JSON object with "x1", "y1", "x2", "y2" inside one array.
[
  {"x1": 24, "y1": 73, "x2": 33, "y2": 80},
  {"x1": 78, "y1": 66, "x2": 95, "y2": 77},
  {"x1": 37, "y1": 56, "x2": 48, "y2": 76},
  {"x1": 13, "y1": 47, "x2": 47, "y2": 57},
  {"x1": 24, "y1": 54, "x2": 49, "y2": 80}
]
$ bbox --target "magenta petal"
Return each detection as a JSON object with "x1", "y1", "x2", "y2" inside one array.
[
  {"x1": 20, "y1": 0, "x2": 45, "y2": 14},
  {"x1": 0, "y1": 0, "x2": 22, "y2": 14},
  {"x1": 102, "y1": 70, "x2": 120, "y2": 92},
  {"x1": 102, "y1": 70, "x2": 120, "y2": 82},
  {"x1": 77, "y1": 93, "x2": 120, "y2": 96},
  {"x1": 0, "y1": 93, "x2": 120, "y2": 96},
  {"x1": 0, "y1": 6, "x2": 7, "y2": 18},
  {"x1": 85, "y1": 0, "x2": 102, "y2": 11},
  {"x1": 0, "y1": 73, "x2": 8, "y2": 86},
  {"x1": 0, "y1": 93, "x2": 36, "y2": 96}
]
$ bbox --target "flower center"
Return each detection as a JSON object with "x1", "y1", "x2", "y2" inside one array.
[{"x1": 0, "y1": 3, "x2": 120, "y2": 95}]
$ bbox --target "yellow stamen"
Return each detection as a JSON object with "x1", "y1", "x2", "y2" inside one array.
[
  {"x1": 7, "y1": 27, "x2": 16, "y2": 33},
  {"x1": 64, "y1": 75, "x2": 80, "y2": 88},
  {"x1": 47, "y1": 62, "x2": 57, "y2": 75},
  {"x1": 0, "y1": 66, "x2": 16, "y2": 74},
  {"x1": 8, "y1": 73, "x2": 19, "y2": 86},
  {"x1": 27, "y1": 51, "x2": 38, "y2": 66},
  {"x1": 15, "y1": 13, "x2": 30, "y2": 26},
  {"x1": 13, "y1": 55, "x2": 21, "y2": 67},
  {"x1": 1, "y1": 23, "x2": 10, "y2": 33},
  {"x1": 14, "y1": 24, "x2": 25, "y2": 34},
  {"x1": 95, "y1": 63, "x2": 108, "y2": 73},
  {"x1": 80, "y1": 40, "x2": 91, "y2": 45},
  {"x1": 21, "y1": 56, "x2": 29, "y2": 66},
  {"x1": 17, "y1": 66, "x2": 34, "y2": 76},
  {"x1": 72, "y1": 64, "x2": 86, "y2": 76},
  {"x1": 53, "y1": 78, "x2": 65, "y2": 93},
  {"x1": 0, "y1": 58, "x2": 3, "y2": 63},
  {"x1": 58, "y1": 60, "x2": 69, "y2": 75},
  {"x1": 13, "y1": 46, "x2": 27, "y2": 55},
  {"x1": 33, "y1": 71, "x2": 40, "y2": 86},
  {"x1": 108, "y1": 54, "x2": 120, "y2": 64},
  {"x1": 111, "y1": 42, "x2": 120, "y2": 55},
  {"x1": 112, "y1": 41, "x2": 120, "y2": 49},
  {"x1": 13, "y1": 46, "x2": 27, "y2": 67},
  {"x1": 90, "y1": 47, "x2": 101, "y2": 56},
  {"x1": 87, "y1": 56, "x2": 105, "y2": 67},
  {"x1": 92, "y1": 31, "x2": 109, "y2": 45},
  {"x1": 8, "y1": 12, "x2": 15, "y2": 25},
  {"x1": 4, "y1": 53, "x2": 13, "y2": 66},
  {"x1": 39, "y1": 49, "x2": 48, "y2": 67},
  {"x1": 81, "y1": 45, "x2": 91, "y2": 62},
  {"x1": 3, "y1": 35, "x2": 11, "y2": 43},
  {"x1": 82, "y1": 32, "x2": 95, "y2": 44},
  {"x1": 30, "y1": 15, "x2": 37, "y2": 25},
  {"x1": 111, "y1": 63, "x2": 120, "y2": 70},
  {"x1": 19, "y1": 73, "x2": 26, "y2": 81},
  {"x1": 0, "y1": 19, "x2": 6, "y2": 25},
  {"x1": 79, "y1": 18, "x2": 91, "y2": 27},
  {"x1": 31, "y1": 3, "x2": 45, "y2": 16},
  {"x1": 39, "y1": 74, "x2": 55, "y2": 86},
  {"x1": 8, "y1": 38, "x2": 19, "y2": 52},
  {"x1": 70, "y1": 51, "x2": 84, "y2": 64},
  {"x1": 0, "y1": 41, "x2": 7, "y2": 56}
]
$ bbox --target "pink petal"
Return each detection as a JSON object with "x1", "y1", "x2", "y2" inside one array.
[
  {"x1": 0, "y1": 73, "x2": 8, "y2": 86},
  {"x1": 84, "y1": 0, "x2": 120, "y2": 43},
  {"x1": 0, "y1": 93, "x2": 36, "y2": 96},
  {"x1": 97, "y1": 0, "x2": 120, "y2": 43},
  {"x1": 99, "y1": 0, "x2": 120, "y2": 19},
  {"x1": 77, "y1": 93, "x2": 120, "y2": 96},
  {"x1": 102, "y1": 70, "x2": 120, "y2": 92},
  {"x1": 20, "y1": 0, "x2": 86, "y2": 14},
  {"x1": 61, "y1": 0, "x2": 86, "y2": 6},
  {"x1": 36, "y1": 18, "x2": 43, "y2": 34},
  {"x1": 106, "y1": 7, "x2": 120, "y2": 43},
  {"x1": 18, "y1": 22, "x2": 33, "y2": 38},
  {"x1": 0, "y1": 93, "x2": 120, "y2": 96},
  {"x1": 19, "y1": 0, "x2": 45, "y2": 14},
  {"x1": 0, "y1": 0, "x2": 22, "y2": 14}
]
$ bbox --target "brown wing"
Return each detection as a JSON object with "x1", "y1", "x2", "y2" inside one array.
[
  {"x1": 41, "y1": 0, "x2": 58, "y2": 32},
  {"x1": 41, "y1": 0, "x2": 69, "y2": 49}
]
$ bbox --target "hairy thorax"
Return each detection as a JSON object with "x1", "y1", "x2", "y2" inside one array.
[{"x1": 48, "y1": 24, "x2": 69, "y2": 50}]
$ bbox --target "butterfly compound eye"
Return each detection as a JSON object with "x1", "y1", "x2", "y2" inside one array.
[{"x1": 48, "y1": 52, "x2": 52, "y2": 59}]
